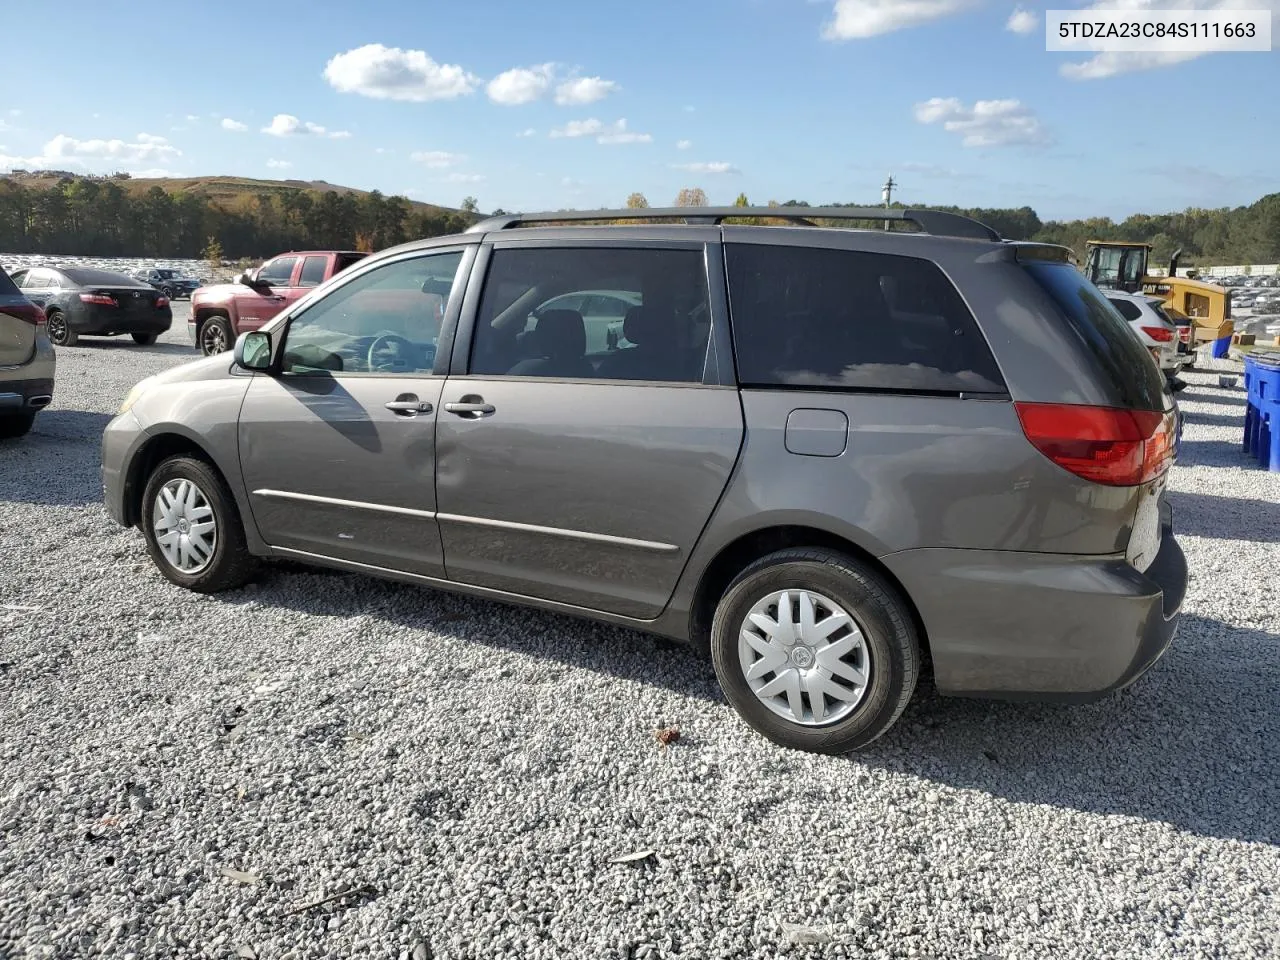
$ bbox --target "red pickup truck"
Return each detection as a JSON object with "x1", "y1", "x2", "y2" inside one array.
[{"x1": 189, "y1": 250, "x2": 367, "y2": 355}]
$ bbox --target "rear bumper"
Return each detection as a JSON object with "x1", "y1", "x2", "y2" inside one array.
[
  {"x1": 71, "y1": 305, "x2": 173, "y2": 335},
  {"x1": 0, "y1": 338, "x2": 55, "y2": 413},
  {"x1": 881, "y1": 499, "x2": 1187, "y2": 700}
]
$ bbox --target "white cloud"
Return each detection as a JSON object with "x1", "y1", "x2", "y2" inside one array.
[
  {"x1": 266, "y1": 159, "x2": 292, "y2": 169},
  {"x1": 375, "y1": 147, "x2": 390, "y2": 154},
  {"x1": 549, "y1": 118, "x2": 604, "y2": 139},
  {"x1": 221, "y1": 118, "x2": 248, "y2": 132},
  {"x1": 822, "y1": 0, "x2": 974, "y2": 39},
  {"x1": 672, "y1": 161, "x2": 740, "y2": 175},
  {"x1": 1005, "y1": 6, "x2": 1038, "y2": 32},
  {"x1": 487, "y1": 64, "x2": 555, "y2": 105},
  {"x1": 550, "y1": 117, "x2": 651, "y2": 144},
  {"x1": 550, "y1": 117, "x2": 655, "y2": 145},
  {"x1": 1058, "y1": 0, "x2": 1280, "y2": 78},
  {"x1": 324, "y1": 43, "x2": 479, "y2": 101},
  {"x1": 517, "y1": 128, "x2": 537, "y2": 138},
  {"x1": 554, "y1": 76, "x2": 618, "y2": 106},
  {"x1": 262, "y1": 114, "x2": 347, "y2": 138},
  {"x1": 185, "y1": 114, "x2": 201, "y2": 122},
  {"x1": 913, "y1": 97, "x2": 1049, "y2": 147},
  {"x1": 444, "y1": 172, "x2": 485, "y2": 183},
  {"x1": 0, "y1": 133, "x2": 182, "y2": 173},
  {"x1": 676, "y1": 139, "x2": 692, "y2": 150},
  {"x1": 412, "y1": 150, "x2": 465, "y2": 168}
]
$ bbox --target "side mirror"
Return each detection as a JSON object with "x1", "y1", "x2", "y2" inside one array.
[
  {"x1": 237, "y1": 269, "x2": 259, "y2": 288},
  {"x1": 233, "y1": 331, "x2": 272, "y2": 372}
]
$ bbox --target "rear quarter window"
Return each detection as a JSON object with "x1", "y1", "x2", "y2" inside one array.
[
  {"x1": 725, "y1": 244, "x2": 1005, "y2": 395},
  {"x1": 1023, "y1": 262, "x2": 1167, "y2": 412},
  {"x1": 0, "y1": 269, "x2": 19, "y2": 295}
]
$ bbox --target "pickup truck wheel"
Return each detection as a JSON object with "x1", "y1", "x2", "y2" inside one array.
[
  {"x1": 199, "y1": 315, "x2": 233, "y2": 356},
  {"x1": 141, "y1": 455, "x2": 257, "y2": 593},
  {"x1": 45, "y1": 309, "x2": 77, "y2": 347},
  {"x1": 711, "y1": 548, "x2": 920, "y2": 754}
]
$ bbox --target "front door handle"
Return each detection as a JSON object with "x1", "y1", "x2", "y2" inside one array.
[
  {"x1": 385, "y1": 395, "x2": 433, "y2": 416},
  {"x1": 444, "y1": 396, "x2": 496, "y2": 418}
]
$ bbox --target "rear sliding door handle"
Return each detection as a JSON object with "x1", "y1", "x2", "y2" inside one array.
[
  {"x1": 444, "y1": 400, "x2": 496, "y2": 418},
  {"x1": 385, "y1": 397, "x2": 433, "y2": 415}
]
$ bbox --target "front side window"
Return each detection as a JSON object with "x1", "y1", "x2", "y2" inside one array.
[
  {"x1": 726, "y1": 244, "x2": 1005, "y2": 395},
  {"x1": 257, "y1": 257, "x2": 297, "y2": 287},
  {"x1": 280, "y1": 251, "x2": 463, "y2": 376},
  {"x1": 470, "y1": 247, "x2": 710, "y2": 382}
]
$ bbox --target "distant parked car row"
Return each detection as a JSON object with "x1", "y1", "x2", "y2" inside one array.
[{"x1": 128, "y1": 267, "x2": 203, "y2": 300}]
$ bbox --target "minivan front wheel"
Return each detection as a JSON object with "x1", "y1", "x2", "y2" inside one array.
[
  {"x1": 711, "y1": 548, "x2": 919, "y2": 754},
  {"x1": 141, "y1": 455, "x2": 257, "y2": 592}
]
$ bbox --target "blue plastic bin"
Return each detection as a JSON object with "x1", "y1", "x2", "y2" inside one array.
[
  {"x1": 1211, "y1": 335, "x2": 1231, "y2": 359},
  {"x1": 1243, "y1": 353, "x2": 1280, "y2": 471}
]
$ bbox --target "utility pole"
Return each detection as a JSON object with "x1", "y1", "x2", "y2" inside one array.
[{"x1": 882, "y1": 174, "x2": 896, "y2": 231}]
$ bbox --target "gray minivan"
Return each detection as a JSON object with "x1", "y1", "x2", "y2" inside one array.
[{"x1": 101, "y1": 208, "x2": 1187, "y2": 753}]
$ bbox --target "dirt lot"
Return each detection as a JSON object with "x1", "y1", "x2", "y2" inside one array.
[{"x1": 1, "y1": 307, "x2": 1278, "y2": 959}]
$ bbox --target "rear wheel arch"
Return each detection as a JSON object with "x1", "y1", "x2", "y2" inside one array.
[{"x1": 689, "y1": 525, "x2": 931, "y2": 670}]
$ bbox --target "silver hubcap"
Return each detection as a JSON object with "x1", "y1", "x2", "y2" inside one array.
[
  {"x1": 203, "y1": 325, "x2": 227, "y2": 354},
  {"x1": 152, "y1": 479, "x2": 217, "y2": 573},
  {"x1": 738, "y1": 589, "x2": 871, "y2": 726}
]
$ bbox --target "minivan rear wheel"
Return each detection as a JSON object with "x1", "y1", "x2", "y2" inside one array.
[
  {"x1": 711, "y1": 548, "x2": 919, "y2": 754},
  {"x1": 141, "y1": 455, "x2": 257, "y2": 593}
]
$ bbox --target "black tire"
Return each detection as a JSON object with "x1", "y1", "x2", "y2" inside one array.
[
  {"x1": 0, "y1": 412, "x2": 35, "y2": 439},
  {"x1": 161, "y1": 285, "x2": 174, "y2": 300},
  {"x1": 132, "y1": 332, "x2": 159, "y2": 346},
  {"x1": 199, "y1": 314, "x2": 234, "y2": 356},
  {"x1": 45, "y1": 309, "x2": 77, "y2": 346},
  {"x1": 711, "y1": 548, "x2": 920, "y2": 754},
  {"x1": 140, "y1": 455, "x2": 258, "y2": 593}
]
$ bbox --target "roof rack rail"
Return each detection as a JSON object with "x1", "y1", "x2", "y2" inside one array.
[{"x1": 465, "y1": 206, "x2": 1001, "y2": 241}]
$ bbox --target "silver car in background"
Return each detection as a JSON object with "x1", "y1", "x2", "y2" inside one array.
[{"x1": 0, "y1": 267, "x2": 54, "y2": 439}]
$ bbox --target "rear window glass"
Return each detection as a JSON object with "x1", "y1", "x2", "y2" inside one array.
[
  {"x1": 0, "y1": 269, "x2": 19, "y2": 295},
  {"x1": 726, "y1": 244, "x2": 1005, "y2": 395},
  {"x1": 1023, "y1": 262, "x2": 1166, "y2": 412},
  {"x1": 60, "y1": 268, "x2": 144, "y2": 286},
  {"x1": 1107, "y1": 297, "x2": 1142, "y2": 322}
]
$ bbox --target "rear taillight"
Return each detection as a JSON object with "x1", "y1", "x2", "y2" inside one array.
[
  {"x1": 3, "y1": 302, "x2": 45, "y2": 325},
  {"x1": 155, "y1": 296, "x2": 169, "y2": 308},
  {"x1": 1141, "y1": 325, "x2": 1174, "y2": 342},
  {"x1": 1015, "y1": 403, "x2": 1175, "y2": 487},
  {"x1": 80, "y1": 293, "x2": 116, "y2": 306}
]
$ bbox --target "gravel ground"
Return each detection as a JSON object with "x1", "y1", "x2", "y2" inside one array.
[{"x1": 1, "y1": 312, "x2": 1278, "y2": 959}]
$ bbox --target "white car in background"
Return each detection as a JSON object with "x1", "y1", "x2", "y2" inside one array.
[{"x1": 1105, "y1": 290, "x2": 1183, "y2": 377}]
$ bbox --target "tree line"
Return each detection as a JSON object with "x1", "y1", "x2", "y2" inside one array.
[
  {"x1": 2, "y1": 172, "x2": 1278, "y2": 268},
  {"x1": 0, "y1": 174, "x2": 479, "y2": 261}
]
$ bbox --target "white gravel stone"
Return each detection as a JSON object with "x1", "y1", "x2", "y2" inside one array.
[{"x1": 1, "y1": 320, "x2": 1278, "y2": 958}]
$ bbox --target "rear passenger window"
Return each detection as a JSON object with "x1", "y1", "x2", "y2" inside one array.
[
  {"x1": 298, "y1": 256, "x2": 328, "y2": 287},
  {"x1": 470, "y1": 247, "x2": 710, "y2": 383},
  {"x1": 725, "y1": 244, "x2": 1005, "y2": 394},
  {"x1": 1108, "y1": 298, "x2": 1142, "y2": 321},
  {"x1": 1023, "y1": 261, "x2": 1165, "y2": 413}
]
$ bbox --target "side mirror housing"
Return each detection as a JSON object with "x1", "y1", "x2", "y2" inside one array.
[
  {"x1": 237, "y1": 269, "x2": 260, "y2": 288},
  {"x1": 233, "y1": 331, "x2": 272, "y2": 372}
]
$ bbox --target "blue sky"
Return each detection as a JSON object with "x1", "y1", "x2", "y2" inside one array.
[{"x1": 1, "y1": 0, "x2": 1276, "y2": 221}]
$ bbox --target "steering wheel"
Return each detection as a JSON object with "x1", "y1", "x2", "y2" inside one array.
[{"x1": 367, "y1": 333, "x2": 416, "y2": 372}]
